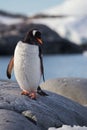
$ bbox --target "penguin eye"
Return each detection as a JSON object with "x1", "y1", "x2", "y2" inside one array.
[{"x1": 35, "y1": 31, "x2": 41, "y2": 38}]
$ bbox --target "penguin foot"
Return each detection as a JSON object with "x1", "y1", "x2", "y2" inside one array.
[
  {"x1": 29, "y1": 92, "x2": 37, "y2": 100},
  {"x1": 37, "y1": 86, "x2": 48, "y2": 96},
  {"x1": 21, "y1": 90, "x2": 29, "y2": 96},
  {"x1": 21, "y1": 90, "x2": 37, "y2": 100}
]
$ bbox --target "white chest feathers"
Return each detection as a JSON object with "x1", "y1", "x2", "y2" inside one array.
[{"x1": 14, "y1": 41, "x2": 41, "y2": 92}]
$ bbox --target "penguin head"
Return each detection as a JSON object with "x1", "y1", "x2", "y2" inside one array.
[{"x1": 23, "y1": 29, "x2": 43, "y2": 45}]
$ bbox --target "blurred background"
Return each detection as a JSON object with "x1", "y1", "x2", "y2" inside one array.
[{"x1": 0, "y1": 0, "x2": 87, "y2": 80}]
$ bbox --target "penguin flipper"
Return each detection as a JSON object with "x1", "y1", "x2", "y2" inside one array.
[
  {"x1": 40, "y1": 56, "x2": 45, "y2": 82},
  {"x1": 39, "y1": 47, "x2": 45, "y2": 82},
  {"x1": 7, "y1": 56, "x2": 14, "y2": 79}
]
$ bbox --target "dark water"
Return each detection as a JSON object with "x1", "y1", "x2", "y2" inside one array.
[{"x1": 0, "y1": 54, "x2": 87, "y2": 81}]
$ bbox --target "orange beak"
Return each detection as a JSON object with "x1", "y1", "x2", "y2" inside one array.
[{"x1": 36, "y1": 38, "x2": 43, "y2": 44}]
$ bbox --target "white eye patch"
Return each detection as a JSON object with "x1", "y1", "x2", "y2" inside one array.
[{"x1": 32, "y1": 30, "x2": 37, "y2": 36}]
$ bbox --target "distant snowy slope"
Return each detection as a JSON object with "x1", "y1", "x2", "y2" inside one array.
[
  {"x1": 33, "y1": 17, "x2": 81, "y2": 44},
  {"x1": 68, "y1": 16, "x2": 87, "y2": 42},
  {"x1": 0, "y1": 15, "x2": 23, "y2": 25},
  {"x1": 33, "y1": 0, "x2": 87, "y2": 44},
  {"x1": 44, "y1": 0, "x2": 87, "y2": 16}
]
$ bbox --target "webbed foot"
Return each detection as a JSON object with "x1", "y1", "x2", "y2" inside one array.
[
  {"x1": 29, "y1": 92, "x2": 37, "y2": 100},
  {"x1": 21, "y1": 90, "x2": 29, "y2": 96},
  {"x1": 21, "y1": 90, "x2": 37, "y2": 100}
]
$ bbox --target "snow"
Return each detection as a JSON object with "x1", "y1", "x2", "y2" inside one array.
[
  {"x1": 0, "y1": 15, "x2": 23, "y2": 25},
  {"x1": 33, "y1": 0, "x2": 87, "y2": 44},
  {"x1": 44, "y1": 0, "x2": 87, "y2": 16},
  {"x1": 70, "y1": 16, "x2": 87, "y2": 40},
  {"x1": 48, "y1": 125, "x2": 87, "y2": 130},
  {"x1": 0, "y1": 0, "x2": 87, "y2": 44},
  {"x1": 33, "y1": 17, "x2": 81, "y2": 44}
]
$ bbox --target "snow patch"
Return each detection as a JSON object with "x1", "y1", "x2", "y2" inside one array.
[
  {"x1": 44, "y1": 0, "x2": 87, "y2": 16},
  {"x1": 34, "y1": 0, "x2": 87, "y2": 44},
  {"x1": 33, "y1": 17, "x2": 81, "y2": 44},
  {"x1": 48, "y1": 125, "x2": 87, "y2": 130},
  {"x1": 0, "y1": 15, "x2": 23, "y2": 25}
]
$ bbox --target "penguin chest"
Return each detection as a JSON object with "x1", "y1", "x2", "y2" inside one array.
[{"x1": 14, "y1": 43, "x2": 41, "y2": 91}]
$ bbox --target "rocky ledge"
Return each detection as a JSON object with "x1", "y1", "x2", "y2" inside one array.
[{"x1": 0, "y1": 79, "x2": 87, "y2": 130}]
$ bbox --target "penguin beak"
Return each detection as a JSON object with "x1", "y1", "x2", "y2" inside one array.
[{"x1": 36, "y1": 38, "x2": 43, "y2": 44}]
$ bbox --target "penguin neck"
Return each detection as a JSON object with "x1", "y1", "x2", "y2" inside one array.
[{"x1": 23, "y1": 38, "x2": 35, "y2": 45}]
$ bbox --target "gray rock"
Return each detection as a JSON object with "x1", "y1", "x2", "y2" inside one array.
[
  {"x1": 41, "y1": 78, "x2": 87, "y2": 106},
  {"x1": 0, "y1": 80, "x2": 87, "y2": 130},
  {"x1": 0, "y1": 109, "x2": 39, "y2": 130}
]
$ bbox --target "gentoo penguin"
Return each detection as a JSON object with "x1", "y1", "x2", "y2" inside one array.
[{"x1": 7, "y1": 29, "x2": 48, "y2": 99}]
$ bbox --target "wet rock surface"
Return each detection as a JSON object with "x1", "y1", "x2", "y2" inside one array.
[
  {"x1": 0, "y1": 109, "x2": 39, "y2": 130},
  {"x1": 0, "y1": 79, "x2": 87, "y2": 130}
]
